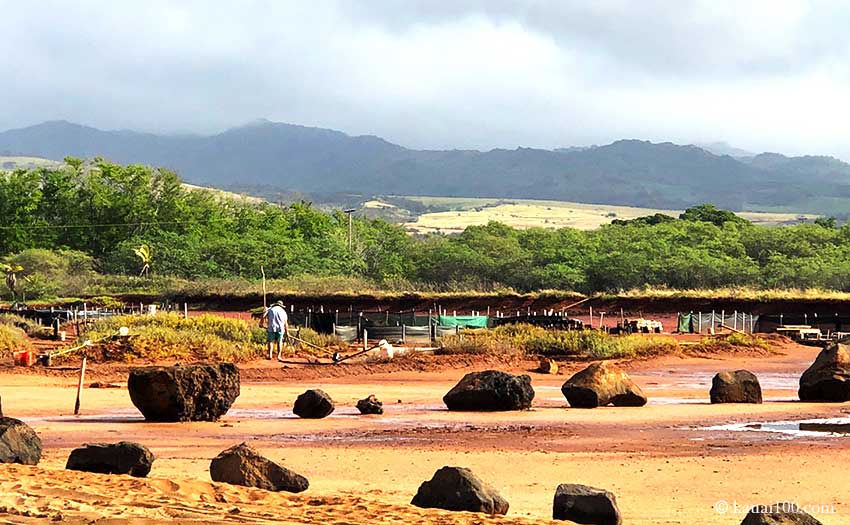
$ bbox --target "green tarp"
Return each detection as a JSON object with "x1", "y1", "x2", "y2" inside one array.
[
  {"x1": 438, "y1": 315, "x2": 489, "y2": 328},
  {"x1": 677, "y1": 313, "x2": 693, "y2": 333}
]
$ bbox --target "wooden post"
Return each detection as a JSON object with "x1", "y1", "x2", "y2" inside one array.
[
  {"x1": 74, "y1": 357, "x2": 87, "y2": 415},
  {"x1": 590, "y1": 306, "x2": 593, "y2": 328},
  {"x1": 184, "y1": 303, "x2": 189, "y2": 319},
  {"x1": 363, "y1": 329, "x2": 368, "y2": 351},
  {"x1": 261, "y1": 266, "x2": 267, "y2": 309}
]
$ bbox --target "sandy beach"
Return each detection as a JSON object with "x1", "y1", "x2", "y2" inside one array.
[{"x1": 1, "y1": 344, "x2": 848, "y2": 524}]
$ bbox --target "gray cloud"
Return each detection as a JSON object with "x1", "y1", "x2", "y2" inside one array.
[{"x1": 1, "y1": 0, "x2": 849, "y2": 159}]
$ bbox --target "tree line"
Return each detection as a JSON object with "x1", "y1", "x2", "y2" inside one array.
[{"x1": 1, "y1": 159, "x2": 848, "y2": 295}]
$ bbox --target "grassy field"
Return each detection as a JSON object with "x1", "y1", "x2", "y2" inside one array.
[
  {"x1": 181, "y1": 183, "x2": 263, "y2": 203},
  {"x1": 398, "y1": 196, "x2": 817, "y2": 233},
  {"x1": 0, "y1": 156, "x2": 61, "y2": 170}
]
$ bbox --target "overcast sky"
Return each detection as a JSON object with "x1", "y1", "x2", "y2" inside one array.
[{"x1": 3, "y1": 1, "x2": 849, "y2": 158}]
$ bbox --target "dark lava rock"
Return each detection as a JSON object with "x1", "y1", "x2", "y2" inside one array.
[
  {"x1": 442, "y1": 370, "x2": 534, "y2": 411},
  {"x1": 740, "y1": 502, "x2": 823, "y2": 524},
  {"x1": 210, "y1": 443, "x2": 308, "y2": 493},
  {"x1": 561, "y1": 361, "x2": 647, "y2": 408},
  {"x1": 553, "y1": 483, "x2": 621, "y2": 524},
  {"x1": 411, "y1": 466, "x2": 509, "y2": 515},
  {"x1": 710, "y1": 370, "x2": 762, "y2": 404},
  {"x1": 799, "y1": 343, "x2": 850, "y2": 402},
  {"x1": 293, "y1": 389, "x2": 335, "y2": 419},
  {"x1": 66, "y1": 441, "x2": 154, "y2": 477},
  {"x1": 0, "y1": 417, "x2": 42, "y2": 465},
  {"x1": 128, "y1": 363, "x2": 240, "y2": 422},
  {"x1": 356, "y1": 394, "x2": 383, "y2": 415}
]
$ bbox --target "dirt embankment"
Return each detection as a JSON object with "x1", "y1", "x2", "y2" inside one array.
[{"x1": 110, "y1": 292, "x2": 850, "y2": 318}]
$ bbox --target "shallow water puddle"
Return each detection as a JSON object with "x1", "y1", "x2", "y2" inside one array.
[
  {"x1": 702, "y1": 418, "x2": 850, "y2": 438},
  {"x1": 637, "y1": 371, "x2": 799, "y2": 391}
]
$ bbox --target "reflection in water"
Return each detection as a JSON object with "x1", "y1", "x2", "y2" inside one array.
[{"x1": 703, "y1": 418, "x2": 850, "y2": 437}]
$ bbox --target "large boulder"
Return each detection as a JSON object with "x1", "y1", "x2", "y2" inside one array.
[
  {"x1": 411, "y1": 466, "x2": 509, "y2": 515},
  {"x1": 128, "y1": 363, "x2": 240, "y2": 422},
  {"x1": 561, "y1": 362, "x2": 647, "y2": 408},
  {"x1": 799, "y1": 343, "x2": 850, "y2": 402},
  {"x1": 210, "y1": 443, "x2": 308, "y2": 493},
  {"x1": 710, "y1": 370, "x2": 763, "y2": 404},
  {"x1": 443, "y1": 370, "x2": 535, "y2": 411},
  {"x1": 0, "y1": 417, "x2": 41, "y2": 465},
  {"x1": 356, "y1": 394, "x2": 383, "y2": 415},
  {"x1": 293, "y1": 389, "x2": 335, "y2": 419},
  {"x1": 66, "y1": 442, "x2": 154, "y2": 477},
  {"x1": 740, "y1": 503, "x2": 823, "y2": 524},
  {"x1": 553, "y1": 484, "x2": 621, "y2": 525}
]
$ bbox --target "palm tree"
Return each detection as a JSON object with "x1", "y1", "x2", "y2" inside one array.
[
  {"x1": 0, "y1": 263, "x2": 23, "y2": 301},
  {"x1": 133, "y1": 244, "x2": 152, "y2": 278}
]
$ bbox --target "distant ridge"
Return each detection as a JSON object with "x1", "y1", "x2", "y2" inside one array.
[
  {"x1": 2, "y1": 120, "x2": 850, "y2": 213},
  {"x1": 694, "y1": 141, "x2": 755, "y2": 158}
]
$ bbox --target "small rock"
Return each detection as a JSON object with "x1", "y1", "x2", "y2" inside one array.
[
  {"x1": 66, "y1": 441, "x2": 154, "y2": 477},
  {"x1": 89, "y1": 382, "x2": 121, "y2": 389},
  {"x1": 356, "y1": 395, "x2": 383, "y2": 415},
  {"x1": 561, "y1": 361, "x2": 647, "y2": 408},
  {"x1": 293, "y1": 389, "x2": 335, "y2": 419},
  {"x1": 411, "y1": 466, "x2": 508, "y2": 515},
  {"x1": 443, "y1": 370, "x2": 535, "y2": 411},
  {"x1": 210, "y1": 443, "x2": 308, "y2": 493},
  {"x1": 710, "y1": 370, "x2": 762, "y2": 404},
  {"x1": 539, "y1": 358, "x2": 559, "y2": 375},
  {"x1": 553, "y1": 483, "x2": 621, "y2": 524},
  {"x1": 740, "y1": 502, "x2": 823, "y2": 524},
  {"x1": 0, "y1": 417, "x2": 42, "y2": 465}
]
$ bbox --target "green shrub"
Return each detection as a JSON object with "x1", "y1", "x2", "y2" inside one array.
[
  {"x1": 0, "y1": 325, "x2": 32, "y2": 356},
  {"x1": 2, "y1": 249, "x2": 96, "y2": 300},
  {"x1": 0, "y1": 314, "x2": 51, "y2": 338}
]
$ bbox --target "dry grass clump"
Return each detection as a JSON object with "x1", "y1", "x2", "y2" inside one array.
[
  {"x1": 691, "y1": 333, "x2": 773, "y2": 354},
  {"x1": 438, "y1": 324, "x2": 680, "y2": 359},
  {"x1": 615, "y1": 286, "x2": 850, "y2": 302},
  {"x1": 83, "y1": 313, "x2": 347, "y2": 362},
  {"x1": 0, "y1": 324, "x2": 32, "y2": 356},
  {"x1": 293, "y1": 327, "x2": 347, "y2": 354},
  {"x1": 84, "y1": 313, "x2": 266, "y2": 362}
]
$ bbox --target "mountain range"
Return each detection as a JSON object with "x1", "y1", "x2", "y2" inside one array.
[{"x1": 2, "y1": 119, "x2": 849, "y2": 213}]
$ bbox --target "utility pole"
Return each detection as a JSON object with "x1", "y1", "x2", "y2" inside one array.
[{"x1": 344, "y1": 208, "x2": 356, "y2": 251}]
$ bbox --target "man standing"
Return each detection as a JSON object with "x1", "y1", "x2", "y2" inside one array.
[{"x1": 260, "y1": 300, "x2": 289, "y2": 361}]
